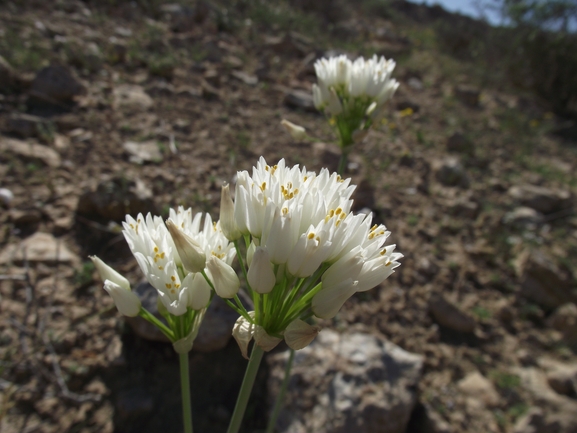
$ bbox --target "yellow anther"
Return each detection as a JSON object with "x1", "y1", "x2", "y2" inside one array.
[
  {"x1": 370, "y1": 224, "x2": 378, "y2": 232},
  {"x1": 335, "y1": 208, "x2": 342, "y2": 215},
  {"x1": 158, "y1": 266, "x2": 163, "y2": 270},
  {"x1": 260, "y1": 182, "x2": 267, "y2": 191},
  {"x1": 385, "y1": 261, "x2": 392, "y2": 267},
  {"x1": 368, "y1": 233, "x2": 375, "y2": 240},
  {"x1": 166, "y1": 283, "x2": 172, "y2": 289},
  {"x1": 282, "y1": 207, "x2": 288, "y2": 215},
  {"x1": 339, "y1": 212, "x2": 346, "y2": 220},
  {"x1": 175, "y1": 284, "x2": 180, "y2": 289},
  {"x1": 328, "y1": 209, "x2": 335, "y2": 217},
  {"x1": 130, "y1": 224, "x2": 135, "y2": 229},
  {"x1": 181, "y1": 222, "x2": 184, "y2": 228},
  {"x1": 303, "y1": 176, "x2": 308, "y2": 181},
  {"x1": 307, "y1": 232, "x2": 315, "y2": 240},
  {"x1": 160, "y1": 252, "x2": 165, "y2": 259},
  {"x1": 171, "y1": 276, "x2": 176, "y2": 282},
  {"x1": 154, "y1": 246, "x2": 159, "y2": 253}
]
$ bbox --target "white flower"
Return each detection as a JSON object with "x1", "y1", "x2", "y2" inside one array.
[
  {"x1": 90, "y1": 255, "x2": 130, "y2": 291},
  {"x1": 227, "y1": 158, "x2": 402, "y2": 351},
  {"x1": 281, "y1": 119, "x2": 307, "y2": 141},
  {"x1": 207, "y1": 256, "x2": 240, "y2": 299},
  {"x1": 122, "y1": 210, "x2": 234, "y2": 315},
  {"x1": 103, "y1": 280, "x2": 142, "y2": 317},
  {"x1": 166, "y1": 219, "x2": 206, "y2": 273},
  {"x1": 247, "y1": 247, "x2": 276, "y2": 294},
  {"x1": 220, "y1": 183, "x2": 241, "y2": 241},
  {"x1": 313, "y1": 54, "x2": 399, "y2": 130}
]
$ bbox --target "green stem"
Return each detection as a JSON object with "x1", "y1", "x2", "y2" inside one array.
[
  {"x1": 266, "y1": 349, "x2": 295, "y2": 433},
  {"x1": 139, "y1": 307, "x2": 174, "y2": 340},
  {"x1": 227, "y1": 345, "x2": 265, "y2": 433},
  {"x1": 179, "y1": 352, "x2": 194, "y2": 433}
]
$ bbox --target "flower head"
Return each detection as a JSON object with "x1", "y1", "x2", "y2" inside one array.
[
  {"x1": 227, "y1": 158, "x2": 402, "y2": 353},
  {"x1": 312, "y1": 54, "x2": 399, "y2": 148}
]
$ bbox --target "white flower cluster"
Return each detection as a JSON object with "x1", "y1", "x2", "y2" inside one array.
[
  {"x1": 227, "y1": 158, "x2": 402, "y2": 355},
  {"x1": 313, "y1": 54, "x2": 399, "y2": 118},
  {"x1": 121, "y1": 208, "x2": 235, "y2": 316}
]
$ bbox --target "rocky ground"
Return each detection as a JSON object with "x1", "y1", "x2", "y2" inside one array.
[{"x1": 0, "y1": 0, "x2": 576, "y2": 432}]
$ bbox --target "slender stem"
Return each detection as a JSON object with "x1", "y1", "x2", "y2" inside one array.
[
  {"x1": 139, "y1": 308, "x2": 174, "y2": 340},
  {"x1": 179, "y1": 352, "x2": 194, "y2": 433},
  {"x1": 227, "y1": 345, "x2": 265, "y2": 433},
  {"x1": 266, "y1": 349, "x2": 295, "y2": 433}
]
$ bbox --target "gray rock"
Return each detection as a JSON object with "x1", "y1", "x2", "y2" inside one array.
[
  {"x1": 125, "y1": 281, "x2": 239, "y2": 352},
  {"x1": 517, "y1": 250, "x2": 576, "y2": 311},
  {"x1": 433, "y1": 157, "x2": 469, "y2": 188},
  {"x1": 123, "y1": 141, "x2": 163, "y2": 164},
  {"x1": 457, "y1": 371, "x2": 500, "y2": 406},
  {"x1": 446, "y1": 132, "x2": 474, "y2": 155},
  {"x1": 267, "y1": 330, "x2": 423, "y2": 433},
  {"x1": 0, "y1": 188, "x2": 13, "y2": 207},
  {"x1": 503, "y1": 207, "x2": 544, "y2": 228},
  {"x1": 6, "y1": 113, "x2": 54, "y2": 141},
  {"x1": 407, "y1": 77, "x2": 423, "y2": 91},
  {"x1": 231, "y1": 70, "x2": 258, "y2": 86},
  {"x1": 0, "y1": 232, "x2": 78, "y2": 265},
  {"x1": 508, "y1": 184, "x2": 572, "y2": 215},
  {"x1": 428, "y1": 294, "x2": 476, "y2": 333},
  {"x1": 112, "y1": 84, "x2": 153, "y2": 112},
  {"x1": 30, "y1": 65, "x2": 86, "y2": 102},
  {"x1": 284, "y1": 89, "x2": 316, "y2": 112},
  {"x1": 0, "y1": 137, "x2": 61, "y2": 168},
  {"x1": 447, "y1": 197, "x2": 479, "y2": 219},
  {"x1": 76, "y1": 176, "x2": 157, "y2": 222}
]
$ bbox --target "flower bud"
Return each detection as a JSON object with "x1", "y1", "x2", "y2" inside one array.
[
  {"x1": 207, "y1": 256, "x2": 240, "y2": 299},
  {"x1": 186, "y1": 272, "x2": 211, "y2": 310},
  {"x1": 247, "y1": 247, "x2": 276, "y2": 294},
  {"x1": 220, "y1": 183, "x2": 241, "y2": 241},
  {"x1": 90, "y1": 256, "x2": 130, "y2": 291},
  {"x1": 103, "y1": 280, "x2": 141, "y2": 317},
  {"x1": 312, "y1": 278, "x2": 358, "y2": 319},
  {"x1": 246, "y1": 241, "x2": 256, "y2": 268},
  {"x1": 281, "y1": 119, "x2": 307, "y2": 141},
  {"x1": 327, "y1": 88, "x2": 343, "y2": 115},
  {"x1": 166, "y1": 219, "x2": 206, "y2": 273}
]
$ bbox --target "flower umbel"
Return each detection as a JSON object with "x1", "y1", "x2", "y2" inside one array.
[{"x1": 228, "y1": 158, "x2": 402, "y2": 356}]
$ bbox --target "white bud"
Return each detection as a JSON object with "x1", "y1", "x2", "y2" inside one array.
[
  {"x1": 327, "y1": 88, "x2": 343, "y2": 115},
  {"x1": 247, "y1": 247, "x2": 276, "y2": 294},
  {"x1": 206, "y1": 256, "x2": 240, "y2": 299},
  {"x1": 90, "y1": 256, "x2": 130, "y2": 291},
  {"x1": 281, "y1": 119, "x2": 307, "y2": 141},
  {"x1": 232, "y1": 312, "x2": 255, "y2": 359},
  {"x1": 246, "y1": 241, "x2": 256, "y2": 268},
  {"x1": 186, "y1": 272, "x2": 211, "y2": 310},
  {"x1": 220, "y1": 183, "x2": 241, "y2": 241},
  {"x1": 312, "y1": 278, "x2": 358, "y2": 319},
  {"x1": 103, "y1": 280, "x2": 141, "y2": 317},
  {"x1": 166, "y1": 220, "x2": 206, "y2": 273}
]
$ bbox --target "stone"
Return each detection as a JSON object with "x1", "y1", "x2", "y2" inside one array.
[
  {"x1": 547, "y1": 303, "x2": 577, "y2": 345},
  {"x1": 6, "y1": 113, "x2": 54, "y2": 141},
  {"x1": 201, "y1": 81, "x2": 220, "y2": 100},
  {"x1": 428, "y1": 294, "x2": 476, "y2": 333},
  {"x1": 516, "y1": 250, "x2": 576, "y2": 311},
  {"x1": 76, "y1": 176, "x2": 157, "y2": 222},
  {"x1": 30, "y1": 65, "x2": 86, "y2": 102},
  {"x1": 407, "y1": 77, "x2": 423, "y2": 91},
  {"x1": 0, "y1": 137, "x2": 61, "y2": 168},
  {"x1": 0, "y1": 188, "x2": 14, "y2": 207},
  {"x1": 122, "y1": 141, "x2": 163, "y2": 164},
  {"x1": 231, "y1": 70, "x2": 258, "y2": 86},
  {"x1": 284, "y1": 89, "x2": 316, "y2": 112},
  {"x1": 112, "y1": 84, "x2": 153, "y2": 112},
  {"x1": 267, "y1": 330, "x2": 423, "y2": 433},
  {"x1": 539, "y1": 358, "x2": 577, "y2": 396},
  {"x1": 503, "y1": 207, "x2": 544, "y2": 228},
  {"x1": 0, "y1": 232, "x2": 78, "y2": 265},
  {"x1": 508, "y1": 184, "x2": 572, "y2": 215},
  {"x1": 454, "y1": 85, "x2": 480, "y2": 107},
  {"x1": 433, "y1": 157, "x2": 469, "y2": 188},
  {"x1": 66, "y1": 40, "x2": 103, "y2": 73},
  {"x1": 446, "y1": 132, "x2": 474, "y2": 155},
  {"x1": 457, "y1": 371, "x2": 500, "y2": 406}
]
